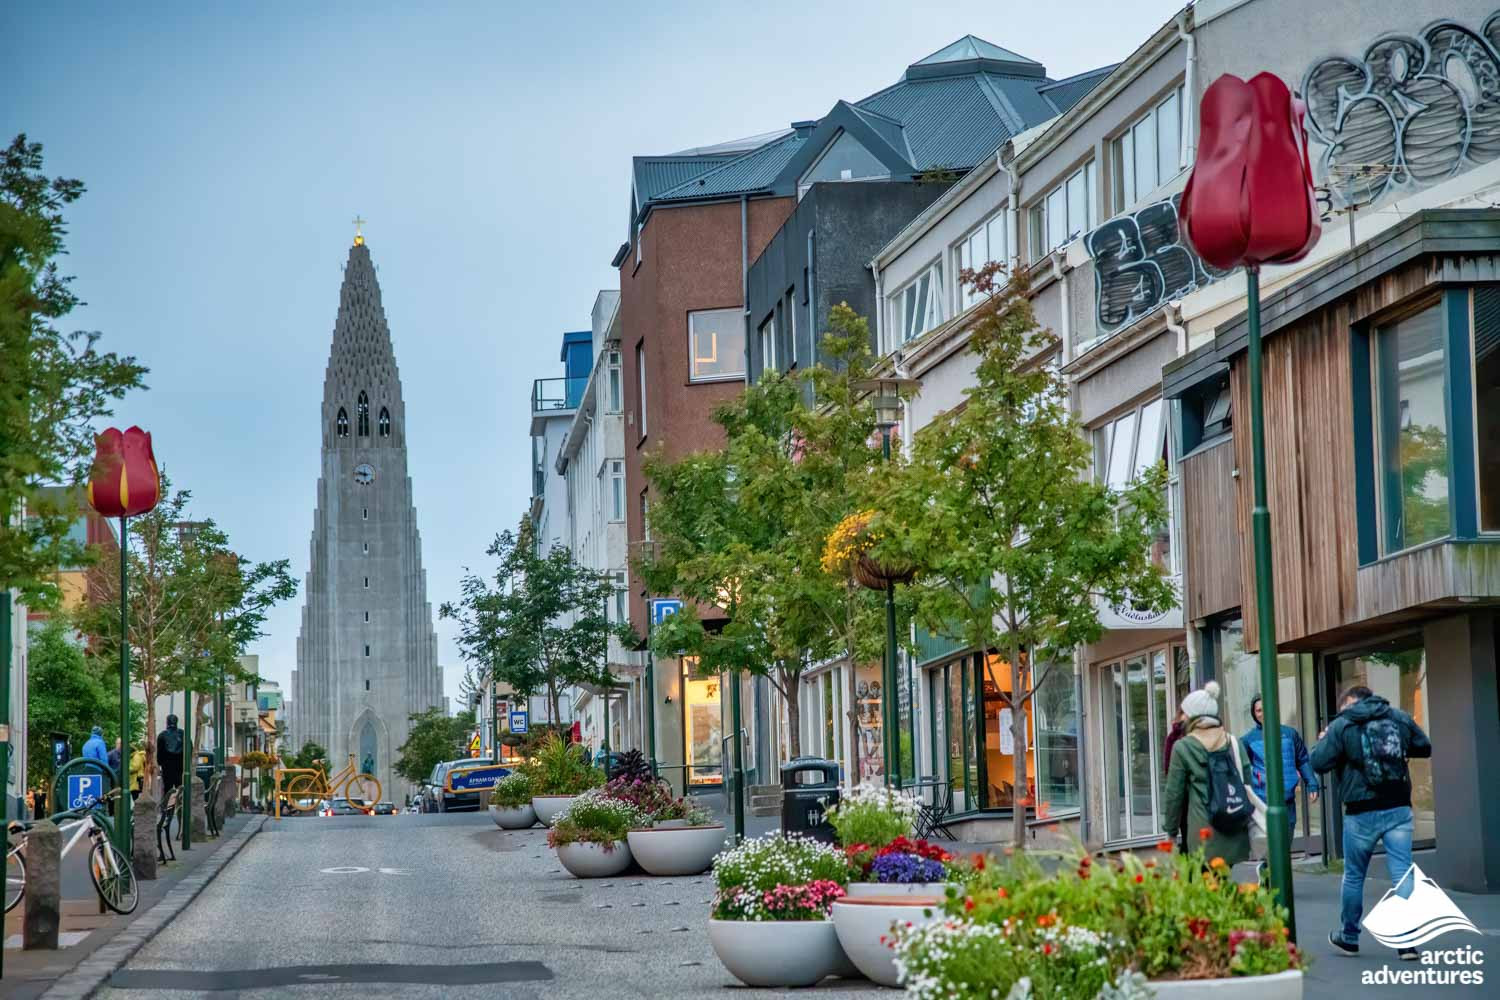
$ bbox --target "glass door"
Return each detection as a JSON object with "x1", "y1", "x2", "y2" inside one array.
[{"x1": 1099, "y1": 647, "x2": 1180, "y2": 842}]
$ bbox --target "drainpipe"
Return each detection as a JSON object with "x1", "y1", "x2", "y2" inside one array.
[
  {"x1": 741, "y1": 194, "x2": 751, "y2": 384},
  {"x1": 1050, "y1": 252, "x2": 1072, "y2": 361},
  {"x1": 1176, "y1": 12, "x2": 1198, "y2": 166},
  {"x1": 1163, "y1": 300, "x2": 1187, "y2": 356},
  {"x1": 1161, "y1": 300, "x2": 1199, "y2": 682},
  {"x1": 1003, "y1": 154, "x2": 1021, "y2": 274}
]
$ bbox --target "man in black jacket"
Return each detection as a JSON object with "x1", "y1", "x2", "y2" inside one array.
[
  {"x1": 1311, "y1": 685, "x2": 1432, "y2": 961},
  {"x1": 157, "y1": 715, "x2": 185, "y2": 793}
]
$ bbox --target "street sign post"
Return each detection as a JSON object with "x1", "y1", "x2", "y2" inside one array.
[
  {"x1": 509, "y1": 711, "x2": 528, "y2": 735},
  {"x1": 67, "y1": 773, "x2": 104, "y2": 810}
]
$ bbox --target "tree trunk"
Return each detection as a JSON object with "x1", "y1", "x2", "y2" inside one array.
[
  {"x1": 547, "y1": 678, "x2": 561, "y2": 736},
  {"x1": 144, "y1": 680, "x2": 158, "y2": 782},
  {"x1": 781, "y1": 666, "x2": 802, "y2": 760},
  {"x1": 1010, "y1": 633, "x2": 1028, "y2": 851}
]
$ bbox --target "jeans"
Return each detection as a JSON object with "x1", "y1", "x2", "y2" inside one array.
[{"x1": 1339, "y1": 805, "x2": 1414, "y2": 942}]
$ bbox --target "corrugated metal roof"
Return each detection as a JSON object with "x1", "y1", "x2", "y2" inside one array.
[
  {"x1": 633, "y1": 156, "x2": 738, "y2": 203},
  {"x1": 913, "y1": 35, "x2": 1040, "y2": 69},
  {"x1": 654, "y1": 133, "x2": 807, "y2": 200},
  {"x1": 849, "y1": 106, "x2": 912, "y2": 162},
  {"x1": 858, "y1": 75, "x2": 1017, "y2": 171},
  {"x1": 1038, "y1": 65, "x2": 1118, "y2": 115}
]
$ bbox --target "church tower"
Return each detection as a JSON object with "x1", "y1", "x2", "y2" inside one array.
[{"x1": 292, "y1": 227, "x2": 443, "y2": 803}]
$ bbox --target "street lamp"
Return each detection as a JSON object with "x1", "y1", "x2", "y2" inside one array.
[{"x1": 851, "y1": 377, "x2": 918, "y2": 790}]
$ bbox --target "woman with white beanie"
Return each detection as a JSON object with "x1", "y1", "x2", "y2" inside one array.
[{"x1": 1161, "y1": 680, "x2": 1267, "y2": 867}]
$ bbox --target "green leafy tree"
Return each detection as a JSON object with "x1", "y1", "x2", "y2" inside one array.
[
  {"x1": 868, "y1": 265, "x2": 1175, "y2": 848},
  {"x1": 0, "y1": 134, "x2": 146, "y2": 607},
  {"x1": 394, "y1": 707, "x2": 476, "y2": 785},
  {"x1": 25, "y1": 618, "x2": 144, "y2": 788},
  {"x1": 441, "y1": 517, "x2": 620, "y2": 725},
  {"x1": 640, "y1": 304, "x2": 885, "y2": 760},
  {"x1": 285, "y1": 740, "x2": 328, "y2": 771}
]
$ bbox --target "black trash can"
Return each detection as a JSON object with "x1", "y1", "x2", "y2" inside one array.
[{"x1": 781, "y1": 756, "x2": 839, "y2": 843}]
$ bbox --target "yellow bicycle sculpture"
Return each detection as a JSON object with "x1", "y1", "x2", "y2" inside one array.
[{"x1": 274, "y1": 755, "x2": 381, "y2": 817}]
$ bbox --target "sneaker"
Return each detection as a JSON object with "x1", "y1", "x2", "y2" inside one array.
[
  {"x1": 1398, "y1": 948, "x2": 1419, "y2": 961},
  {"x1": 1329, "y1": 931, "x2": 1359, "y2": 955}
]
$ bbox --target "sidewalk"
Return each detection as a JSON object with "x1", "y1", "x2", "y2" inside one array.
[{"x1": 2, "y1": 813, "x2": 260, "y2": 1000}]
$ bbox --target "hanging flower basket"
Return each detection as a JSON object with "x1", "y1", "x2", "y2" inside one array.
[{"x1": 823, "y1": 511, "x2": 915, "y2": 591}]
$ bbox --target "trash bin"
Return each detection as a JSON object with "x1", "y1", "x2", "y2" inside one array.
[
  {"x1": 781, "y1": 756, "x2": 839, "y2": 843},
  {"x1": 194, "y1": 751, "x2": 215, "y2": 786}
]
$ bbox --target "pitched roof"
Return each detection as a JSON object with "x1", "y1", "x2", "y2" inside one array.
[
  {"x1": 912, "y1": 35, "x2": 1038, "y2": 69},
  {"x1": 1038, "y1": 64, "x2": 1122, "y2": 116},
  {"x1": 654, "y1": 132, "x2": 808, "y2": 200}
]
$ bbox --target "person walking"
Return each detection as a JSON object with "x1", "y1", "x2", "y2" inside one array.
[
  {"x1": 1242, "y1": 694, "x2": 1319, "y2": 835},
  {"x1": 81, "y1": 726, "x2": 108, "y2": 766},
  {"x1": 128, "y1": 743, "x2": 147, "y2": 800},
  {"x1": 1312, "y1": 684, "x2": 1431, "y2": 961},
  {"x1": 107, "y1": 739, "x2": 122, "y2": 777},
  {"x1": 157, "y1": 714, "x2": 186, "y2": 793},
  {"x1": 1162, "y1": 680, "x2": 1265, "y2": 868}
]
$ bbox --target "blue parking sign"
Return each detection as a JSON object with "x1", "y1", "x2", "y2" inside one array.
[
  {"x1": 68, "y1": 773, "x2": 103, "y2": 810},
  {"x1": 509, "y1": 711, "x2": 528, "y2": 735},
  {"x1": 651, "y1": 599, "x2": 682, "y2": 626}
]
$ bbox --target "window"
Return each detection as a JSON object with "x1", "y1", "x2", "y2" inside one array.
[
  {"x1": 635, "y1": 342, "x2": 647, "y2": 438},
  {"x1": 1112, "y1": 86, "x2": 1186, "y2": 211},
  {"x1": 362, "y1": 542, "x2": 369, "y2": 554},
  {"x1": 1030, "y1": 161, "x2": 1097, "y2": 258},
  {"x1": 759, "y1": 315, "x2": 777, "y2": 375},
  {"x1": 357, "y1": 391, "x2": 370, "y2": 436},
  {"x1": 378, "y1": 407, "x2": 390, "y2": 437},
  {"x1": 363, "y1": 576, "x2": 369, "y2": 589},
  {"x1": 365, "y1": 679, "x2": 370, "y2": 691},
  {"x1": 336, "y1": 408, "x2": 349, "y2": 438},
  {"x1": 1095, "y1": 397, "x2": 1165, "y2": 491},
  {"x1": 787, "y1": 291, "x2": 798, "y2": 367},
  {"x1": 1476, "y1": 288, "x2": 1500, "y2": 530},
  {"x1": 364, "y1": 645, "x2": 370, "y2": 657},
  {"x1": 955, "y1": 212, "x2": 1008, "y2": 311},
  {"x1": 613, "y1": 570, "x2": 626, "y2": 623},
  {"x1": 1374, "y1": 301, "x2": 1449, "y2": 553},
  {"x1": 888, "y1": 260, "x2": 946, "y2": 352},
  {"x1": 640, "y1": 490, "x2": 651, "y2": 541},
  {"x1": 610, "y1": 461, "x2": 624, "y2": 521},
  {"x1": 689, "y1": 308, "x2": 745, "y2": 381},
  {"x1": 362, "y1": 508, "x2": 367, "y2": 520},
  {"x1": 364, "y1": 611, "x2": 369, "y2": 623},
  {"x1": 607, "y1": 352, "x2": 622, "y2": 412}
]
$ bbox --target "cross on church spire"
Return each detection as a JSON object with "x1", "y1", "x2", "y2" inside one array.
[{"x1": 352, "y1": 215, "x2": 366, "y2": 246}]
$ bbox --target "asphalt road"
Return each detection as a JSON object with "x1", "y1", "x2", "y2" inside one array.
[{"x1": 93, "y1": 811, "x2": 880, "y2": 999}]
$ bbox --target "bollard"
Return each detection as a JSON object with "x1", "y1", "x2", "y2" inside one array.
[
  {"x1": 190, "y1": 776, "x2": 208, "y2": 840},
  {"x1": 23, "y1": 820, "x2": 60, "y2": 950},
  {"x1": 132, "y1": 793, "x2": 159, "y2": 880}
]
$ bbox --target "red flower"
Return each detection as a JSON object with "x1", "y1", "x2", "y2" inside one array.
[
  {"x1": 1134, "y1": 874, "x2": 1144, "y2": 884},
  {"x1": 1077, "y1": 855, "x2": 1092, "y2": 867},
  {"x1": 1042, "y1": 943, "x2": 1053, "y2": 955},
  {"x1": 1198, "y1": 827, "x2": 1213, "y2": 842},
  {"x1": 996, "y1": 887, "x2": 1007, "y2": 898},
  {"x1": 1156, "y1": 839, "x2": 1174, "y2": 853},
  {"x1": 87, "y1": 427, "x2": 160, "y2": 519},
  {"x1": 1181, "y1": 72, "x2": 1321, "y2": 271},
  {"x1": 973, "y1": 854, "x2": 986, "y2": 870},
  {"x1": 964, "y1": 896, "x2": 975, "y2": 912}
]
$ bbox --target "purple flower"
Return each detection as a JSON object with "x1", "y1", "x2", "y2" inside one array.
[{"x1": 869, "y1": 852, "x2": 946, "y2": 884}]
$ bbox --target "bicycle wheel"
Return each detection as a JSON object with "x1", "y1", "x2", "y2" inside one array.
[
  {"x1": 5, "y1": 845, "x2": 24, "y2": 913},
  {"x1": 89, "y1": 836, "x2": 139, "y2": 915},
  {"x1": 344, "y1": 773, "x2": 381, "y2": 810},
  {"x1": 281, "y1": 774, "x2": 321, "y2": 814}
]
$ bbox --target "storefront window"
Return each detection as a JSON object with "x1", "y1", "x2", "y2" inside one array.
[
  {"x1": 854, "y1": 662, "x2": 884, "y2": 784},
  {"x1": 949, "y1": 660, "x2": 973, "y2": 812},
  {"x1": 822, "y1": 672, "x2": 836, "y2": 761},
  {"x1": 1374, "y1": 301, "x2": 1449, "y2": 553},
  {"x1": 1033, "y1": 661, "x2": 1079, "y2": 813},
  {"x1": 1098, "y1": 644, "x2": 1184, "y2": 842},
  {"x1": 682, "y1": 660, "x2": 722, "y2": 786},
  {"x1": 980, "y1": 654, "x2": 1035, "y2": 810},
  {"x1": 1335, "y1": 641, "x2": 1435, "y2": 844}
]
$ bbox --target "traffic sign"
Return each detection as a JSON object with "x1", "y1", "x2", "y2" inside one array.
[
  {"x1": 651, "y1": 599, "x2": 682, "y2": 626},
  {"x1": 67, "y1": 773, "x2": 103, "y2": 810},
  {"x1": 509, "y1": 711, "x2": 528, "y2": 734}
]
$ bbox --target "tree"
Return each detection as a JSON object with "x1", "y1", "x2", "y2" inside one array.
[
  {"x1": 441, "y1": 517, "x2": 619, "y2": 725},
  {"x1": 640, "y1": 304, "x2": 885, "y2": 761},
  {"x1": 0, "y1": 135, "x2": 146, "y2": 607},
  {"x1": 24, "y1": 618, "x2": 142, "y2": 789},
  {"x1": 394, "y1": 707, "x2": 475, "y2": 785},
  {"x1": 868, "y1": 265, "x2": 1175, "y2": 848},
  {"x1": 285, "y1": 741, "x2": 328, "y2": 771}
]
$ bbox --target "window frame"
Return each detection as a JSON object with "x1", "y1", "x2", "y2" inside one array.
[
  {"x1": 635, "y1": 342, "x2": 648, "y2": 440},
  {"x1": 1094, "y1": 395, "x2": 1167, "y2": 492},
  {"x1": 760, "y1": 314, "x2": 778, "y2": 375},
  {"x1": 953, "y1": 211, "x2": 1008, "y2": 312},
  {"x1": 688, "y1": 307, "x2": 747, "y2": 383},
  {"x1": 1110, "y1": 85, "x2": 1187, "y2": 214},
  {"x1": 607, "y1": 351, "x2": 622, "y2": 413},
  {"x1": 1029, "y1": 160, "x2": 1097, "y2": 259},
  {"x1": 886, "y1": 257, "x2": 946, "y2": 354},
  {"x1": 610, "y1": 461, "x2": 625, "y2": 522}
]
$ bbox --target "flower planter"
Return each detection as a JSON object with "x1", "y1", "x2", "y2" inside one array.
[
  {"x1": 626, "y1": 825, "x2": 726, "y2": 876},
  {"x1": 488, "y1": 803, "x2": 536, "y2": 829},
  {"x1": 555, "y1": 840, "x2": 632, "y2": 878},
  {"x1": 532, "y1": 795, "x2": 576, "y2": 827},
  {"x1": 1149, "y1": 970, "x2": 1302, "y2": 999},
  {"x1": 831, "y1": 895, "x2": 943, "y2": 987},
  {"x1": 844, "y1": 881, "x2": 951, "y2": 899},
  {"x1": 708, "y1": 918, "x2": 843, "y2": 988}
]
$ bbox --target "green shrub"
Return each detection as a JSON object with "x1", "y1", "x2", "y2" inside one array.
[
  {"x1": 529, "y1": 733, "x2": 604, "y2": 795},
  {"x1": 825, "y1": 782, "x2": 918, "y2": 848},
  {"x1": 546, "y1": 790, "x2": 639, "y2": 850},
  {"x1": 489, "y1": 772, "x2": 533, "y2": 809}
]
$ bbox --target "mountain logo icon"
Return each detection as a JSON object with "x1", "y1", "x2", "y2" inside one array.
[{"x1": 1362, "y1": 864, "x2": 1481, "y2": 948}]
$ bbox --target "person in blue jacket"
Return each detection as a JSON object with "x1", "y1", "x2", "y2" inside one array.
[
  {"x1": 1241, "y1": 694, "x2": 1318, "y2": 834},
  {"x1": 81, "y1": 726, "x2": 110, "y2": 766}
]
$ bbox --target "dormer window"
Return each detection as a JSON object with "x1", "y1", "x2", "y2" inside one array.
[
  {"x1": 378, "y1": 407, "x2": 391, "y2": 437},
  {"x1": 336, "y1": 408, "x2": 349, "y2": 438},
  {"x1": 357, "y1": 391, "x2": 370, "y2": 436}
]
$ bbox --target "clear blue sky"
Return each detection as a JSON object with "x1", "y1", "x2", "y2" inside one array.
[{"x1": 3, "y1": 1, "x2": 1183, "y2": 705}]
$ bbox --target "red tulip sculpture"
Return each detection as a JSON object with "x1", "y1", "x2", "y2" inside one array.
[
  {"x1": 1180, "y1": 72, "x2": 1320, "y2": 271},
  {"x1": 87, "y1": 426, "x2": 160, "y2": 519}
]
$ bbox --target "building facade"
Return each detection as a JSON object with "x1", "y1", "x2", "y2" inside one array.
[{"x1": 291, "y1": 235, "x2": 444, "y2": 803}]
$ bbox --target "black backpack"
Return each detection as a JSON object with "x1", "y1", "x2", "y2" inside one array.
[{"x1": 1206, "y1": 739, "x2": 1253, "y2": 834}]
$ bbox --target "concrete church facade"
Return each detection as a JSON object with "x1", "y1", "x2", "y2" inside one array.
[{"x1": 291, "y1": 233, "x2": 443, "y2": 803}]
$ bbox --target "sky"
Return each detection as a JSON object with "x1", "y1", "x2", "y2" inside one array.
[{"x1": 3, "y1": 0, "x2": 1184, "y2": 706}]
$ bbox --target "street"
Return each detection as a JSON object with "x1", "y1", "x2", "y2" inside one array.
[{"x1": 93, "y1": 812, "x2": 877, "y2": 999}]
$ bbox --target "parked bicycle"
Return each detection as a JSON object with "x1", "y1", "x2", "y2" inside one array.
[
  {"x1": 6, "y1": 788, "x2": 139, "y2": 915},
  {"x1": 277, "y1": 754, "x2": 381, "y2": 815}
]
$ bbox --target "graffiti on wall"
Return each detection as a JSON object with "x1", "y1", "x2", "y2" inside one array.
[
  {"x1": 1303, "y1": 12, "x2": 1500, "y2": 210},
  {"x1": 1084, "y1": 193, "x2": 1230, "y2": 334}
]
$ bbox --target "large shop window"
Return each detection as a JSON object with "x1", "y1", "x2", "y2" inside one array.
[
  {"x1": 681, "y1": 659, "x2": 723, "y2": 786},
  {"x1": 688, "y1": 308, "x2": 745, "y2": 382}
]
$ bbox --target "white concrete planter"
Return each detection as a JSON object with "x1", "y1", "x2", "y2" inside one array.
[
  {"x1": 708, "y1": 918, "x2": 841, "y2": 988},
  {"x1": 831, "y1": 895, "x2": 944, "y2": 987},
  {"x1": 626, "y1": 825, "x2": 726, "y2": 876},
  {"x1": 555, "y1": 840, "x2": 632, "y2": 878},
  {"x1": 532, "y1": 795, "x2": 576, "y2": 828},
  {"x1": 844, "y1": 881, "x2": 952, "y2": 899},
  {"x1": 1149, "y1": 970, "x2": 1303, "y2": 999},
  {"x1": 489, "y1": 803, "x2": 536, "y2": 829}
]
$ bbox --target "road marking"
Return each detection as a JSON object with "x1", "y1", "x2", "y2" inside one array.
[
  {"x1": 319, "y1": 866, "x2": 369, "y2": 874},
  {"x1": 377, "y1": 868, "x2": 410, "y2": 875}
]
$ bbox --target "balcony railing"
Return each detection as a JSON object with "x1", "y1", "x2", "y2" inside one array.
[{"x1": 532, "y1": 377, "x2": 587, "y2": 413}]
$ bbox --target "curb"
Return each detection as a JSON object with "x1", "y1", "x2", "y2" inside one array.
[{"x1": 38, "y1": 815, "x2": 266, "y2": 1000}]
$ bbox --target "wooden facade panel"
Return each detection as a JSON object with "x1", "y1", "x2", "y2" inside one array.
[{"x1": 1181, "y1": 440, "x2": 1241, "y2": 621}]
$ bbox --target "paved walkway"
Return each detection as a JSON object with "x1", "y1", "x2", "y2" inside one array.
[{"x1": 2, "y1": 812, "x2": 258, "y2": 1000}]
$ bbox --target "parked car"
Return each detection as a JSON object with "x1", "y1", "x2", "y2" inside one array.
[
  {"x1": 422, "y1": 757, "x2": 496, "y2": 813},
  {"x1": 373, "y1": 801, "x2": 397, "y2": 815},
  {"x1": 321, "y1": 797, "x2": 365, "y2": 816}
]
